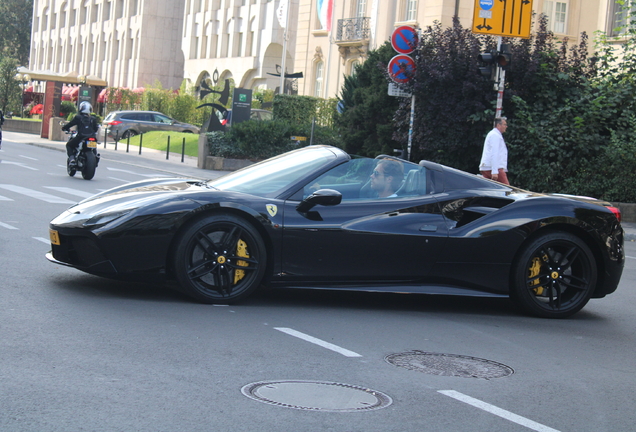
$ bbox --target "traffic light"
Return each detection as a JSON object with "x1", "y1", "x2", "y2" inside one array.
[
  {"x1": 478, "y1": 50, "x2": 498, "y2": 80},
  {"x1": 497, "y1": 44, "x2": 512, "y2": 70}
]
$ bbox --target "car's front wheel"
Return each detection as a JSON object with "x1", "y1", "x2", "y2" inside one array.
[
  {"x1": 511, "y1": 232, "x2": 597, "y2": 318},
  {"x1": 173, "y1": 214, "x2": 267, "y2": 304}
]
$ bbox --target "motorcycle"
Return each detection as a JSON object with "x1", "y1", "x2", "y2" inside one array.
[{"x1": 65, "y1": 130, "x2": 101, "y2": 180}]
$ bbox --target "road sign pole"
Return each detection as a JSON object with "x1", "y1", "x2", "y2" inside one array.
[
  {"x1": 407, "y1": 94, "x2": 415, "y2": 161},
  {"x1": 494, "y1": 37, "x2": 504, "y2": 121}
]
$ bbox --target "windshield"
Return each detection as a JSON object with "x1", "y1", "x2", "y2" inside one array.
[{"x1": 207, "y1": 146, "x2": 342, "y2": 197}]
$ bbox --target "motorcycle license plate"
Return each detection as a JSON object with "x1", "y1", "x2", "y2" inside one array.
[
  {"x1": 49, "y1": 229, "x2": 60, "y2": 245},
  {"x1": 86, "y1": 141, "x2": 97, "y2": 148}
]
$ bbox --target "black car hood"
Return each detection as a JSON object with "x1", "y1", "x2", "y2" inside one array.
[{"x1": 82, "y1": 177, "x2": 205, "y2": 203}]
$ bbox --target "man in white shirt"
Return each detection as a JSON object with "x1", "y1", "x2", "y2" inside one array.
[{"x1": 479, "y1": 117, "x2": 509, "y2": 185}]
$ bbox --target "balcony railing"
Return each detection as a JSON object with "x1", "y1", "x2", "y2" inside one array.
[{"x1": 335, "y1": 17, "x2": 370, "y2": 42}]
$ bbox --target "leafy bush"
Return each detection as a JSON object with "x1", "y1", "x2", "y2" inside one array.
[
  {"x1": 272, "y1": 94, "x2": 319, "y2": 126},
  {"x1": 205, "y1": 119, "x2": 342, "y2": 160},
  {"x1": 60, "y1": 101, "x2": 76, "y2": 118}
]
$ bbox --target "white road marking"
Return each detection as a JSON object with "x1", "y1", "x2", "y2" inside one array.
[
  {"x1": 107, "y1": 167, "x2": 170, "y2": 177},
  {"x1": 0, "y1": 221, "x2": 19, "y2": 230},
  {"x1": 0, "y1": 161, "x2": 38, "y2": 170},
  {"x1": 44, "y1": 186, "x2": 94, "y2": 199},
  {"x1": 19, "y1": 155, "x2": 38, "y2": 160},
  {"x1": 0, "y1": 184, "x2": 76, "y2": 204},
  {"x1": 33, "y1": 237, "x2": 50, "y2": 244},
  {"x1": 274, "y1": 327, "x2": 362, "y2": 358},
  {"x1": 626, "y1": 255, "x2": 636, "y2": 260},
  {"x1": 0, "y1": 195, "x2": 13, "y2": 201},
  {"x1": 108, "y1": 177, "x2": 130, "y2": 182},
  {"x1": 438, "y1": 390, "x2": 561, "y2": 432}
]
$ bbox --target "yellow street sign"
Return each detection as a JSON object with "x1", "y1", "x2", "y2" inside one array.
[{"x1": 472, "y1": 0, "x2": 533, "y2": 38}]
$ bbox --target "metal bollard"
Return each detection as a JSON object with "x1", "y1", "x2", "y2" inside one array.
[
  {"x1": 139, "y1": 133, "x2": 143, "y2": 155},
  {"x1": 126, "y1": 135, "x2": 130, "y2": 153},
  {"x1": 181, "y1": 137, "x2": 186, "y2": 163}
]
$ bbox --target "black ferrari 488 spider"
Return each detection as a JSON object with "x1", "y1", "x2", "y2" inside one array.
[{"x1": 47, "y1": 145, "x2": 624, "y2": 318}]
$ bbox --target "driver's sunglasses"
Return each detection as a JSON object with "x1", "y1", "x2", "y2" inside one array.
[{"x1": 372, "y1": 169, "x2": 384, "y2": 177}]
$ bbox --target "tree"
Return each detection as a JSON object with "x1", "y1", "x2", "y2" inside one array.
[
  {"x1": 0, "y1": 0, "x2": 33, "y2": 66},
  {"x1": 0, "y1": 56, "x2": 21, "y2": 113},
  {"x1": 335, "y1": 42, "x2": 402, "y2": 157}
]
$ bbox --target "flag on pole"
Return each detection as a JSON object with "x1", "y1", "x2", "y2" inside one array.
[
  {"x1": 317, "y1": 0, "x2": 333, "y2": 32},
  {"x1": 277, "y1": 0, "x2": 289, "y2": 28}
]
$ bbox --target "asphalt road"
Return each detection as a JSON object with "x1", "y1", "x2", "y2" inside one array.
[{"x1": 1, "y1": 138, "x2": 635, "y2": 432}]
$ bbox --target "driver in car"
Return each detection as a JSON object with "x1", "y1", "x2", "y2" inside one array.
[{"x1": 370, "y1": 159, "x2": 404, "y2": 198}]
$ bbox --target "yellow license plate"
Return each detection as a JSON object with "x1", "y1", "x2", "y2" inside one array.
[
  {"x1": 49, "y1": 229, "x2": 60, "y2": 245},
  {"x1": 86, "y1": 141, "x2": 97, "y2": 148}
]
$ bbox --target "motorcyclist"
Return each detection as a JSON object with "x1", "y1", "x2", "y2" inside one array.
[{"x1": 62, "y1": 101, "x2": 99, "y2": 166}]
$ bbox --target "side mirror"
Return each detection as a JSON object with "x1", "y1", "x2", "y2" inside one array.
[{"x1": 297, "y1": 189, "x2": 342, "y2": 213}]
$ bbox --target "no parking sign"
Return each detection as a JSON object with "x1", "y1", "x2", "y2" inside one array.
[
  {"x1": 387, "y1": 55, "x2": 416, "y2": 84},
  {"x1": 391, "y1": 26, "x2": 418, "y2": 55}
]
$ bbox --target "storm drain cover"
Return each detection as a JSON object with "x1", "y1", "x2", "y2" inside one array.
[
  {"x1": 385, "y1": 351, "x2": 514, "y2": 379},
  {"x1": 241, "y1": 380, "x2": 392, "y2": 412}
]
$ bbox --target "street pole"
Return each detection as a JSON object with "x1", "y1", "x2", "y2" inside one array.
[
  {"x1": 407, "y1": 94, "x2": 415, "y2": 161},
  {"x1": 494, "y1": 36, "x2": 505, "y2": 122}
]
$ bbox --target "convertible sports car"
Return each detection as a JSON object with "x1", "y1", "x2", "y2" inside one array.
[{"x1": 47, "y1": 145, "x2": 624, "y2": 318}]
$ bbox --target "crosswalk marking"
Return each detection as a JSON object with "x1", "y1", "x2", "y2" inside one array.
[
  {"x1": 0, "y1": 195, "x2": 13, "y2": 201},
  {"x1": 0, "y1": 221, "x2": 18, "y2": 230},
  {"x1": 44, "y1": 186, "x2": 94, "y2": 199},
  {"x1": 0, "y1": 161, "x2": 39, "y2": 170},
  {"x1": 33, "y1": 237, "x2": 50, "y2": 244},
  {"x1": 0, "y1": 184, "x2": 76, "y2": 204}
]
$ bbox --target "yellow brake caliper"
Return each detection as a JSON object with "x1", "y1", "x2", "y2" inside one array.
[
  {"x1": 233, "y1": 239, "x2": 249, "y2": 284},
  {"x1": 528, "y1": 255, "x2": 547, "y2": 295}
]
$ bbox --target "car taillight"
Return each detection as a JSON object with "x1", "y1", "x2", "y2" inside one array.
[
  {"x1": 106, "y1": 120, "x2": 123, "y2": 126},
  {"x1": 608, "y1": 206, "x2": 621, "y2": 222}
]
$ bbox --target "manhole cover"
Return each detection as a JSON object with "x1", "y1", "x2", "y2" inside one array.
[
  {"x1": 385, "y1": 351, "x2": 514, "y2": 379},
  {"x1": 241, "y1": 380, "x2": 392, "y2": 412}
]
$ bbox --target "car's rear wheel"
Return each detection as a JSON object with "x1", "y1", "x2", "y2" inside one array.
[
  {"x1": 511, "y1": 232, "x2": 597, "y2": 318},
  {"x1": 173, "y1": 214, "x2": 267, "y2": 304},
  {"x1": 121, "y1": 130, "x2": 137, "y2": 139}
]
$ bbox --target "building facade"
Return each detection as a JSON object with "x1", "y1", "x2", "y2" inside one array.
[
  {"x1": 294, "y1": 0, "x2": 627, "y2": 99},
  {"x1": 28, "y1": 0, "x2": 628, "y2": 101}
]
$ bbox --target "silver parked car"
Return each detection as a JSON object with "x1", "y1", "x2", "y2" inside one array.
[{"x1": 102, "y1": 110, "x2": 200, "y2": 139}]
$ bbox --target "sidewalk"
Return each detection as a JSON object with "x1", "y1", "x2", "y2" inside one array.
[
  {"x1": 5, "y1": 130, "x2": 635, "y2": 241},
  {"x1": 3, "y1": 130, "x2": 228, "y2": 180}
]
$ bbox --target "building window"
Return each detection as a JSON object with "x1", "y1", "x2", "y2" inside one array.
[
  {"x1": 405, "y1": 0, "x2": 417, "y2": 21},
  {"x1": 543, "y1": 0, "x2": 568, "y2": 34},
  {"x1": 608, "y1": 0, "x2": 636, "y2": 36},
  {"x1": 314, "y1": 61, "x2": 324, "y2": 97},
  {"x1": 356, "y1": 0, "x2": 366, "y2": 17}
]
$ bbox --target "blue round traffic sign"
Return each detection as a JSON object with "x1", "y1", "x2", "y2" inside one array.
[
  {"x1": 479, "y1": 0, "x2": 494, "y2": 10},
  {"x1": 388, "y1": 55, "x2": 416, "y2": 84},
  {"x1": 391, "y1": 26, "x2": 419, "y2": 55}
]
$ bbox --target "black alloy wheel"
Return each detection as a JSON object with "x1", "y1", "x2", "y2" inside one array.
[
  {"x1": 121, "y1": 130, "x2": 137, "y2": 139},
  {"x1": 173, "y1": 214, "x2": 267, "y2": 304},
  {"x1": 511, "y1": 232, "x2": 597, "y2": 318}
]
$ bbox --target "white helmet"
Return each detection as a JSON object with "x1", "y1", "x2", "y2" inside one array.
[{"x1": 79, "y1": 101, "x2": 92, "y2": 114}]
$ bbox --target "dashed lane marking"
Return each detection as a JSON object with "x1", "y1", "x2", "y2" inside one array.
[
  {"x1": 439, "y1": 390, "x2": 561, "y2": 432},
  {"x1": 274, "y1": 327, "x2": 362, "y2": 358}
]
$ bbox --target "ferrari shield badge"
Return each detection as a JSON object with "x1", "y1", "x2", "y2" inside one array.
[{"x1": 266, "y1": 204, "x2": 278, "y2": 217}]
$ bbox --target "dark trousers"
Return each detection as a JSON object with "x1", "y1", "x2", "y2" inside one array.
[{"x1": 66, "y1": 135, "x2": 84, "y2": 157}]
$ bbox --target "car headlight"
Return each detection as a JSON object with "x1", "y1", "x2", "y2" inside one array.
[{"x1": 83, "y1": 210, "x2": 132, "y2": 227}]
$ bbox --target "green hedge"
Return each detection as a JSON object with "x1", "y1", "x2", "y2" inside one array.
[{"x1": 205, "y1": 119, "x2": 342, "y2": 160}]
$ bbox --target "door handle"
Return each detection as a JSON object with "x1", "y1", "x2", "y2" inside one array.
[{"x1": 419, "y1": 225, "x2": 437, "y2": 232}]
